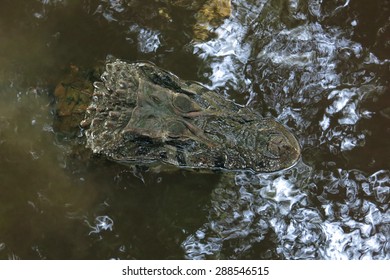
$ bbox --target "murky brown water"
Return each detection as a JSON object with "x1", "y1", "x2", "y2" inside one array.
[{"x1": 0, "y1": 0, "x2": 389, "y2": 259}]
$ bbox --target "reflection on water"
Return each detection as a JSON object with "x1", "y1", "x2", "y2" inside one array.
[
  {"x1": 183, "y1": 162, "x2": 390, "y2": 259},
  {"x1": 0, "y1": 0, "x2": 389, "y2": 259}
]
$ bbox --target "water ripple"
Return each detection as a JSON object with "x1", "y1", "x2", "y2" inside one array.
[
  {"x1": 183, "y1": 165, "x2": 389, "y2": 259},
  {"x1": 86, "y1": 215, "x2": 114, "y2": 235}
]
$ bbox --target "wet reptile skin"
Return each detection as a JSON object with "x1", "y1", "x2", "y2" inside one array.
[{"x1": 80, "y1": 59, "x2": 300, "y2": 172}]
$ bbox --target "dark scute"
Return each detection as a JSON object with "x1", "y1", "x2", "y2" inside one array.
[
  {"x1": 167, "y1": 121, "x2": 186, "y2": 138},
  {"x1": 141, "y1": 66, "x2": 182, "y2": 92},
  {"x1": 173, "y1": 94, "x2": 195, "y2": 112}
]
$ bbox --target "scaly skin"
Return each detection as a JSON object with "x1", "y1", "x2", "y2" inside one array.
[{"x1": 80, "y1": 59, "x2": 300, "y2": 172}]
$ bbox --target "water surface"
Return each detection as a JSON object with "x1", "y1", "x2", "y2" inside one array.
[{"x1": 0, "y1": 0, "x2": 389, "y2": 259}]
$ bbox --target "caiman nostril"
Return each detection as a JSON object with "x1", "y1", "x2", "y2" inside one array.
[{"x1": 267, "y1": 134, "x2": 286, "y2": 158}]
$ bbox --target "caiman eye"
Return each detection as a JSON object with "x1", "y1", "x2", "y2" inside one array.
[{"x1": 173, "y1": 94, "x2": 199, "y2": 113}]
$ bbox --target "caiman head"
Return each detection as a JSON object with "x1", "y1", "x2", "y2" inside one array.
[{"x1": 81, "y1": 59, "x2": 300, "y2": 173}]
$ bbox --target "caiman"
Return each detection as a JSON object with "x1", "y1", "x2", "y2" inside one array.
[{"x1": 54, "y1": 59, "x2": 300, "y2": 173}]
